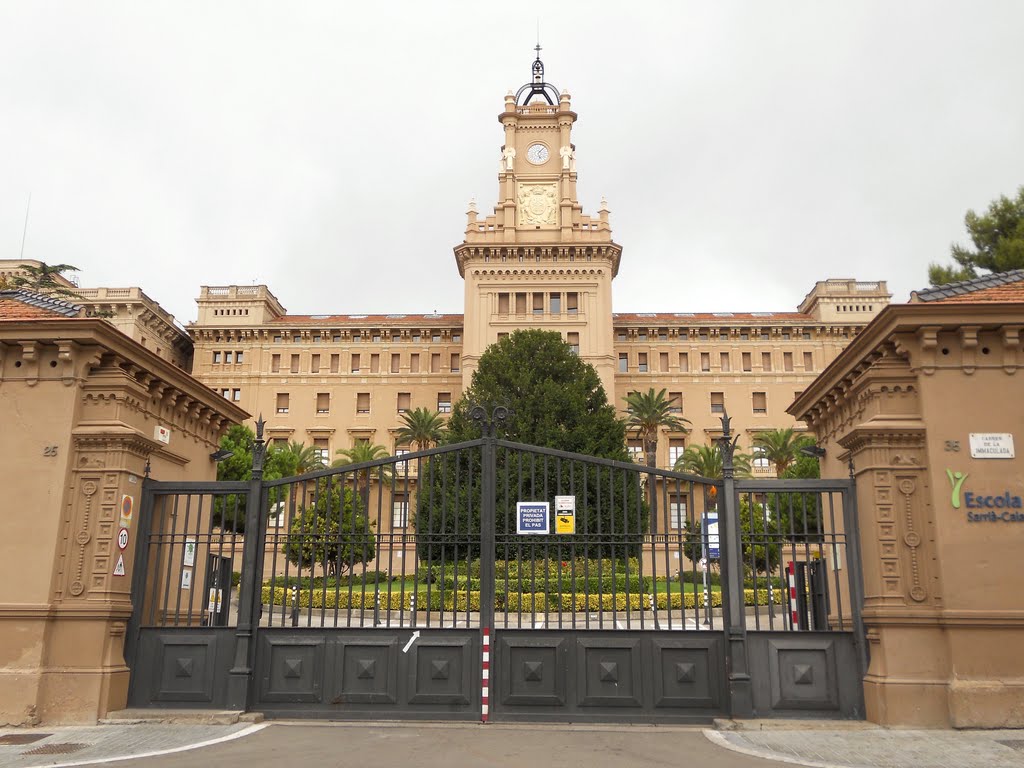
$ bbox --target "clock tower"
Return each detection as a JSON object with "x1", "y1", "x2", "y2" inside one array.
[{"x1": 455, "y1": 49, "x2": 621, "y2": 396}]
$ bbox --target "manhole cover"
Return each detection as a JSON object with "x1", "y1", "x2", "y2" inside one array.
[
  {"x1": 22, "y1": 743, "x2": 88, "y2": 756},
  {"x1": 996, "y1": 740, "x2": 1024, "y2": 751},
  {"x1": 0, "y1": 734, "x2": 50, "y2": 746}
]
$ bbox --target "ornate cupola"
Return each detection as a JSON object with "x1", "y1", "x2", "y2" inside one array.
[{"x1": 455, "y1": 50, "x2": 620, "y2": 395}]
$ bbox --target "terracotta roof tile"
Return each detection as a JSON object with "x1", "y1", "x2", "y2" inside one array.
[
  {"x1": 0, "y1": 290, "x2": 84, "y2": 320},
  {"x1": 912, "y1": 269, "x2": 1024, "y2": 303}
]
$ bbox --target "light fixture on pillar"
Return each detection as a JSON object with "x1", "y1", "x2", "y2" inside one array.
[{"x1": 210, "y1": 448, "x2": 234, "y2": 462}]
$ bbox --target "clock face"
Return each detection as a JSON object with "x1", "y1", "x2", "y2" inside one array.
[{"x1": 526, "y1": 143, "x2": 550, "y2": 164}]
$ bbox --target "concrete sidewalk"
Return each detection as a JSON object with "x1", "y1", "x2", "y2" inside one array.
[
  {"x1": 1, "y1": 720, "x2": 1023, "y2": 768},
  {"x1": 707, "y1": 725, "x2": 1024, "y2": 768}
]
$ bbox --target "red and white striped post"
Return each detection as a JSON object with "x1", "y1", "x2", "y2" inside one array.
[
  {"x1": 481, "y1": 627, "x2": 491, "y2": 722},
  {"x1": 787, "y1": 561, "x2": 800, "y2": 630}
]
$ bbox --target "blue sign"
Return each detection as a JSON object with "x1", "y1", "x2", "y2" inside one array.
[
  {"x1": 703, "y1": 512, "x2": 720, "y2": 559},
  {"x1": 516, "y1": 502, "x2": 550, "y2": 535}
]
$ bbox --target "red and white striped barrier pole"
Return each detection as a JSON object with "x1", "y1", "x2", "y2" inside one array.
[
  {"x1": 787, "y1": 561, "x2": 799, "y2": 630},
  {"x1": 481, "y1": 626, "x2": 490, "y2": 723}
]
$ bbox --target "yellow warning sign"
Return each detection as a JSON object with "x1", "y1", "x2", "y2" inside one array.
[{"x1": 556, "y1": 513, "x2": 575, "y2": 535}]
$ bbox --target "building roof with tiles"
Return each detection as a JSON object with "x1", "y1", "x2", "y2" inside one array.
[
  {"x1": 0, "y1": 289, "x2": 85, "y2": 320},
  {"x1": 910, "y1": 269, "x2": 1024, "y2": 303}
]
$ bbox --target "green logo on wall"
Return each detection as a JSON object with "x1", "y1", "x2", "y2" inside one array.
[{"x1": 946, "y1": 469, "x2": 969, "y2": 509}]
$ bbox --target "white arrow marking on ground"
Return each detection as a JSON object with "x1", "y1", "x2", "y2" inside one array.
[{"x1": 402, "y1": 630, "x2": 420, "y2": 654}]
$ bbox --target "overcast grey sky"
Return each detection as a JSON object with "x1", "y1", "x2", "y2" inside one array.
[{"x1": 2, "y1": 1, "x2": 1023, "y2": 324}]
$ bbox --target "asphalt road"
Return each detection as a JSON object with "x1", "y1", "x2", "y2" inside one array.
[{"x1": 118, "y1": 722, "x2": 786, "y2": 768}]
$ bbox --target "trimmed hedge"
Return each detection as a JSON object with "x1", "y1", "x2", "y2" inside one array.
[{"x1": 260, "y1": 586, "x2": 784, "y2": 612}]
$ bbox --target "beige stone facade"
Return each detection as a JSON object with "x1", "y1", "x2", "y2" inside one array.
[
  {"x1": 0, "y1": 290, "x2": 246, "y2": 724},
  {"x1": 791, "y1": 273, "x2": 1024, "y2": 728},
  {"x1": 188, "y1": 76, "x2": 890, "y2": 477}
]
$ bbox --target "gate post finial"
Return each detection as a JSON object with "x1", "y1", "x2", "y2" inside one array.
[
  {"x1": 252, "y1": 414, "x2": 267, "y2": 477},
  {"x1": 469, "y1": 404, "x2": 510, "y2": 439},
  {"x1": 716, "y1": 410, "x2": 741, "y2": 480}
]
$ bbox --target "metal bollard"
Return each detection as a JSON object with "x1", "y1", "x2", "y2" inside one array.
[{"x1": 291, "y1": 585, "x2": 299, "y2": 627}]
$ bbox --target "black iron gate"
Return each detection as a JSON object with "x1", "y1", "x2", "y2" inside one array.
[{"x1": 125, "y1": 409, "x2": 866, "y2": 721}]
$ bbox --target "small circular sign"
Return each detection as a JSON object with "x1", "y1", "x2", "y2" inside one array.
[{"x1": 118, "y1": 528, "x2": 129, "y2": 550}]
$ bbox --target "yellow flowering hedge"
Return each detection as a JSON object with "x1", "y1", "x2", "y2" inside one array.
[{"x1": 261, "y1": 586, "x2": 783, "y2": 612}]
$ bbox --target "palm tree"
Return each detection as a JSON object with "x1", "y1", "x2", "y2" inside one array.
[
  {"x1": 395, "y1": 407, "x2": 447, "y2": 450},
  {"x1": 273, "y1": 441, "x2": 325, "y2": 476},
  {"x1": 623, "y1": 388, "x2": 690, "y2": 470},
  {"x1": 9, "y1": 262, "x2": 81, "y2": 298},
  {"x1": 674, "y1": 444, "x2": 752, "y2": 480},
  {"x1": 752, "y1": 428, "x2": 814, "y2": 477},
  {"x1": 332, "y1": 443, "x2": 392, "y2": 511}
]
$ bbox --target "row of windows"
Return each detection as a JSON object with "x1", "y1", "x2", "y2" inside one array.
[
  {"x1": 622, "y1": 390, "x2": 796, "y2": 418},
  {"x1": 629, "y1": 439, "x2": 773, "y2": 473},
  {"x1": 212, "y1": 308, "x2": 250, "y2": 316},
  {"x1": 618, "y1": 350, "x2": 815, "y2": 373},
  {"x1": 615, "y1": 329, "x2": 820, "y2": 342},
  {"x1": 275, "y1": 392, "x2": 453, "y2": 416},
  {"x1": 212, "y1": 350, "x2": 244, "y2": 364},
  {"x1": 269, "y1": 352, "x2": 461, "y2": 375},
  {"x1": 495, "y1": 291, "x2": 580, "y2": 315},
  {"x1": 267, "y1": 332, "x2": 461, "y2": 344}
]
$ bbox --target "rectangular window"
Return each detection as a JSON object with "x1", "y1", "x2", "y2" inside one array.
[
  {"x1": 549, "y1": 292, "x2": 561, "y2": 314},
  {"x1": 432, "y1": 333, "x2": 441, "y2": 343},
  {"x1": 370, "y1": 354, "x2": 380, "y2": 374},
  {"x1": 224, "y1": 351, "x2": 233, "y2": 364},
  {"x1": 627, "y1": 439, "x2": 644, "y2": 462},
  {"x1": 220, "y1": 388, "x2": 229, "y2": 398},
  {"x1": 638, "y1": 331, "x2": 647, "y2": 341},
  {"x1": 290, "y1": 354, "x2": 299, "y2": 374},
  {"x1": 351, "y1": 353, "x2": 361, "y2": 373},
  {"x1": 372, "y1": 333, "x2": 381, "y2": 343},
  {"x1": 431, "y1": 353, "x2": 440, "y2": 373},
  {"x1": 668, "y1": 438, "x2": 686, "y2": 469},
  {"x1": 679, "y1": 352, "x2": 689, "y2": 372},
  {"x1": 452, "y1": 333, "x2": 461, "y2": 343},
  {"x1": 803, "y1": 351, "x2": 814, "y2": 371},
  {"x1": 638, "y1": 353, "x2": 648, "y2": 372},
  {"x1": 394, "y1": 447, "x2": 411, "y2": 474},
  {"x1": 356, "y1": 392, "x2": 370, "y2": 413},
  {"x1": 411, "y1": 333, "x2": 420, "y2": 343},
  {"x1": 497, "y1": 332, "x2": 508, "y2": 341},
  {"x1": 660, "y1": 352, "x2": 669, "y2": 372},
  {"x1": 276, "y1": 392, "x2": 289, "y2": 414},
  {"x1": 618, "y1": 353, "x2": 628, "y2": 373},
  {"x1": 293, "y1": 335, "x2": 301, "y2": 343},
  {"x1": 232, "y1": 388, "x2": 241, "y2": 402},
  {"x1": 235, "y1": 351, "x2": 244, "y2": 363},
  {"x1": 392, "y1": 333, "x2": 401, "y2": 343},
  {"x1": 410, "y1": 354, "x2": 420, "y2": 373},
  {"x1": 437, "y1": 393, "x2": 452, "y2": 413},
  {"x1": 271, "y1": 354, "x2": 281, "y2": 373},
  {"x1": 392, "y1": 495, "x2": 409, "y2": 528},
  {"x1": 567, "y1": 292, "x2": 578, "y2": 314},
  {"x1": 711, "y1": 392, "x2": 724, "y2": 414},
  {"x1": 720, "y1": 352, "x2": 730, "y2": 372},
  {"x1": 498, "y1": 292, "x2": 509, "y2": 313},
  {"x1": 617, "y1": 331, "x2": 627, "y2": 341},
  {"x1": 784, "y1": 352, "x2": 794, "y2": 371},
  {"x1": 397, "y1": 392, "x2": 411, "y2": 413},
  {"x1": 567, "y1": 332, "x2": 579, "y2": 355},
  {"x1": 515, "y1": 292, "x2": 527, "y2": 314},
  {"x1": 213, "y1": 351, "x2": 221, "y2": 364},
  {"x1": 313, "y1": 438, "x2": 329, "y2": 463},
  {"x1": 753, "y1": 391, "x2": 767, "y2": 414},
  {"x1": 316, "y1": 392, "x2": 330, "y2": 414},
  {"x1": 700, "y1": 352, "x2": 710, "y2": 372},
  {"x1": 762, "y1": 352, "x2": 773, "y2": 372},
  {"x1": 333, "y1": 335, "x2": 341, "y2": 343},
  {"x1": 352, "y1": 334, "x2": 361, "y2": 343},
  {"x1": 330, "y1": 354, "x2": 340, "y2": 373},
  {"x1": 451, "y1": 353, "x2": 460, "y2": 372},
  {"x1": 532, "y1": 293, "x2": 544, "y2": 314},
  {"x1": 311, "y1": 353, "x2": 320, "y2": 373},
  {"x1": 669, "y1": 495, "x2": 688, "y2": 529},
  {"x1": 273, "y1": 335, "x2": 282, "y2": 343},
  {"x1": 742, "y1": 352, "x2": 752, "y2": 372},
  {"x1": 390, "y1": 353, "x2": 400, "y2": 373},
  {"x1": 668, "y1": 391, "x2": 682, "y2": 413}
]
